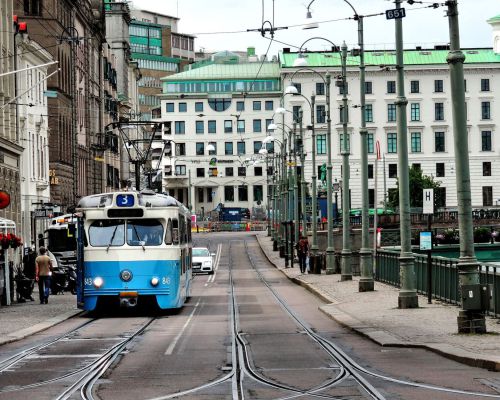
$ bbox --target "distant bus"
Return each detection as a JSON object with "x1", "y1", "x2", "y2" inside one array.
[{"x1": 211, "y1": 206, "x2": 250, "y2": 222}]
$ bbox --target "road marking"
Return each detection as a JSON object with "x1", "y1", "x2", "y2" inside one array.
[
  {"x1": 164, "y1": 299, "x2": 200, "y2": 355},
  {"x1": 206, "y1": 243, "x2": 222, "y2": 285}
]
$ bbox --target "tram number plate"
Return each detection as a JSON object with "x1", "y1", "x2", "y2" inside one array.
[
  {"x1": 116, "y1": 194, "x2": 134, "y2": 207},
  {"x1": 385, "y1": 8, "x2": 406, "y2": 19}
]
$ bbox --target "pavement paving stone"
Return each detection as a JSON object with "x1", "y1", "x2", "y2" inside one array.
[{"x1": 255, "y1": 232, "x2": 500, "y2": 371}]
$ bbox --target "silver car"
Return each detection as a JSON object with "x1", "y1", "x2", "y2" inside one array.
[{"x1": 192, "y1": 247, "x2": 215, "y2": 274}]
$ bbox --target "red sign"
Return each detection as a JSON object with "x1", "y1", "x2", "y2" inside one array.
[{"x1": 0, "y1": 191, "x2": 10, "y2": 209}]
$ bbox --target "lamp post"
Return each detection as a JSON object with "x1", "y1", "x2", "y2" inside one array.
[
  {"x1": 446, "y1": 1, "x2": 485, "y2": 333},
  {"x1": 395, "y1": 0, "x2": 418, "y2": 308}
]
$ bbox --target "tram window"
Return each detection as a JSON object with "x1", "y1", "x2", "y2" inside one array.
[
  {"x1": 89, "y1": 219, "x2": 125, "y2": 247},
  {"x1": 172, "y1": 219, "x2": 179, "y2": 244},
  {"x1": 127, "y1": 219, "x2": 164, "y2": 246},
  {"x1": 165, "y1": 218, "x2": 173, "y2": 244}
]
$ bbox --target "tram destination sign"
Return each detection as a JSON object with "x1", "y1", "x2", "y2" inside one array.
[{"x1": 385, "y1": 8, "x2": 406, "y2": 20}]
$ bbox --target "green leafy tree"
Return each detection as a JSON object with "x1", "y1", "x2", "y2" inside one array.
[{"x1": 387, "y1": 165, "x2": 440, "y2": 209}]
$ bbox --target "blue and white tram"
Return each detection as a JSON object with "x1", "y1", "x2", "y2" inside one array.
[{"x1": 76, "y1": 190, "x2": 192, "y2": 311}]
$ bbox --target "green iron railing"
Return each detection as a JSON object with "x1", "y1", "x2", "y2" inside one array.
[{"x1": 375, "y1": 249, "x2": 499, "y2": 318}]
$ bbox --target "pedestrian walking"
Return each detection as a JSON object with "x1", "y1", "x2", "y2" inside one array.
[
  {"x1": 35, "y1": 247, "x2": 53, "y2": 304},
  {"x1": 295, "y1": 235, "x2": 310, "y2": 274}
]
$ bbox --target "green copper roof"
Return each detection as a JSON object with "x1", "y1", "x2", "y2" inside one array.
[
  {"x1": 131, "y1": 53, "x2": 180, "y2": 63},
  {"x1": 161, "y1": 62, "x2": 280, "y2": 81},
  {"x1": 280, "y1": 48, "x2": 500, "y2": 68},
  {"x1": 487, "y1": 14, "x2": 500, "y2": 23}
]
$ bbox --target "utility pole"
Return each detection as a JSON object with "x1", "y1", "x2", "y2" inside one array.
[
  {"x1": 357, "y1": 14, "x2": 374, "y2": 291},
  {"x1": 340, "y1": 41, "x2": 352, "y2": 281},
  {"x1": 310, "y1": 94, "x2": 318, "y2": 259},
  {"x1": 325, "y1": 72, "x2": 335, "y2": 274},
  {"x1": 446, "y1": 0, "x2": 485, "y2": 333},
  {"x1": 395, "y1": 0, "x2": 418, "y2": 308},
  {"x1": 300, "y1": 112, "x2": 307, "y2": 238}
]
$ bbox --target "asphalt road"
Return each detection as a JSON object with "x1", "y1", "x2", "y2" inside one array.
[{"x1": 0, "y1": 231, "x2": 499, "y2": 399}]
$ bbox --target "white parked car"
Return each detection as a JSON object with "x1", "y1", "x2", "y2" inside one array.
[{"x1": 192, "y1": 247, "x2": 215, "y2": 274}]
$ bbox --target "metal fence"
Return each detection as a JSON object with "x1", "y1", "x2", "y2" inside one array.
[{"x1": 375, "y1": 249, "x2": 499, "y2": 318}]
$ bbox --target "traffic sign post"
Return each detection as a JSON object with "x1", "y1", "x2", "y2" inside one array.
[{"x1": 422, "y1": 188, "x2": 434, "y2": 305}]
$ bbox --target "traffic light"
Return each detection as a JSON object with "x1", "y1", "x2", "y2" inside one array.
[{"x1": 0, "y1": 191, "x2": 10, "y2": 209}]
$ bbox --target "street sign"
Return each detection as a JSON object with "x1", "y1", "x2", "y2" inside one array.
[
  {"x1": 34, "y1": 208, "x2": 53, "y2": 218},
  {"x1": 385, "y1": 8, "x2": 406, "y2": 20},
  {"x1": 43, "y1": 90, "x2": 58, "y2": 98},
  {"x1": 423, "y1": 189, "x2": 434, "y2": 214},
  {"x1": 420, "y1": 231, "x2": 432, "y2": 251}
]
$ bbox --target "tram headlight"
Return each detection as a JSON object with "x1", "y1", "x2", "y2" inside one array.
[
  {"x1": 151, "y1": 277, "x2": 159, "y2": 287},
  {"x1": 93, "y1": 277, "x2": 104, "y2": 288},
  {"x1": 120, "y1": 270, "x2": 133, "y2": 282}
]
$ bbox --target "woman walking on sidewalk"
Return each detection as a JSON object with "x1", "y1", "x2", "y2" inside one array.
[
  {"x1": 295, "y1": 235, "x2": 310, "y2": 274},
  {"x1": 35, "y1": 247, "x2": 53, "y2": 304}
]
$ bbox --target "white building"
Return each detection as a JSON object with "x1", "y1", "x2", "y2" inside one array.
[
  {"x1": 17, "y1": 36, "x2": 52, "y2": 248},
  {"x1": 159, "y1": 56, "x2": 281, "y2": 217},
  {"x1": 280, "y1": 39, "x2": 500, "y2": 210}
]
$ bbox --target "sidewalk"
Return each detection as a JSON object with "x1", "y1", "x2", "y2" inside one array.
[
  {"x1": 256, "y1": 233, "x2": 500, "y2": 372},
  {"x1": 0, "y1": 288, "x2": 81, "y2": 346}
]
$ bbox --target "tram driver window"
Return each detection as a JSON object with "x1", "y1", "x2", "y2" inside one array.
[
  {"x1": 165, "y1": 218, "x2": 173, "y2": 245},
  {"x1": 127, "y1": 219, "x2": 164, "y2": 246},
  {"x1": 88, "y1": 220, "x2": 125, "y2": 247},
  {"x1": 172, "y1": 219, "x2": 179, "y2": 244}
]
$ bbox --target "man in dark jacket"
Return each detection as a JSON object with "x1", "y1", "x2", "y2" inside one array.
[{"x1": 295, "y1": 235, "x2": 310, "y2": 274}]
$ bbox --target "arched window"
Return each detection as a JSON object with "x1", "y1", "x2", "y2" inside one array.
[{"x1": 208, "y1": 98, "x2": 231, "y2": 112}]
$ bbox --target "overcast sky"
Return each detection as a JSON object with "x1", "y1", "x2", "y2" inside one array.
[{"x1": 132, "y1": 0, "x2": 496, "y2": 57}]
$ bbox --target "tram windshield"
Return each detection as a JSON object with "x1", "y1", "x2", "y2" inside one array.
[
  {"x1": 127, "y1": 219, "x2": 164, "y2": 246},
  {"x1": 89, "y1": 219, "x2": 125, "y2": 247},
  {"x1": 88, "y1": 219, "x2": 164, "y2": 247}
]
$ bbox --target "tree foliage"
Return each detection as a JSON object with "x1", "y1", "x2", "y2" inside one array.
[{"x1": 387, "y1": 165, "x2": 440, "y2": 210}]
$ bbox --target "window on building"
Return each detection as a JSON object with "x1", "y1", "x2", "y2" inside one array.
[
  {"x1": 208, "y1": 120, "x2": 216, "y2": 134},
  {"x1": 253, "y1": 141, "x2": 262, "y2": 154},
  {"x1": 481, "y1": 131, "x2": 492, "y2": 151},
  {"x1": 195, "y1": 121, "x2": 204, "y2": 134},
  {"x1": 237, "y1": 141, "x2": 245, "y2": 155},
  {"x1": 411, "y1": 132, "x2": 421, "y2": 153},
  {"x1": 207, "y1": 188, "x2": 213, "y2": 202},
  {"x1": 265, "y1": 119, "x2": 273, "y2": 132},
  {"x1": 175, "y1": 121, "x2": 185, "y2": 134},
  {"x1": 435, "y1": 187, "x2": 446, "y2": 208},
  {"x1": 195, "y1": 102, "x2": 203, "y2": 112},
  {"x1": 412, "y1": 163, "x2": 421, "y2": 171},
  {"x1": 316, "y1": 105, "x2": 326, "y2": 123},
  {"x1": 225, "y1": 186, "x2": 235, "y2": 202},
  {"x1": 238, "y1": 186, "x2": 248, "y2": 201},
  {"x1": 238, "y1": 167, "x2": 246, "y2": 176},
  {"x1": 175, "y1": 165, "x2": 186, "y2": 176},
  {"x1": 236, "y1": 101, "x2": 245, "y2": 111},
  {"x1": 410, "y1": 80, "x2": 419, "y2": 93},
  {"x1": 225, "y1": 142, "x2": 233, "y2": 155},
  {"x1": 208, "y1": 98, "x2": 231, "y2": 111},
  {"x1": 197, "y1": 187, "x2": 204, "y2": 203},
  {"x1": 291, "y1": 82, "x2": 301, "y2": 94},
  {"x1": 481, "y1": 101, "x2": 491, "y2": 120},
  {"x1": 179, "y1": 102, "x2": 187, "y2": 112},
  {"x1": 166, "y1": 102, "x2": 174, "y2": 112},
  {"x1": 316, "y1": 82, "x2": 325, "y2": 95},
  {"x1": 435, "y1": 102, "x2": 444, "y2": 120},
  {"x1": 367, "y1": 133, "x2": 374, "y2": 154},
  {"x1": 224, "y1": 120, "x2": 233, "y2": 133},
  {"x1": 435, "y1": 132, "x2": 445, "y2": 152},
  {"x1": 483, "y1": 162, "x2": 492, "y2": 177},
  {"x1": 196, "y1": 142, "x2": 204, "y2": 155},
  {"x1": 265, "y1": 100, "x2": 274, "y2": 111},
  {"x1": 483, "y1": 186, "x2": 493, "y2": 206},
  {"x1": 388, "y1": 164, "x2": 397, "y2": 178},
  {"x1": 368, "y1": 164, "x2": 374, "y2": 179},
  {"x1": 196, "y1": 168, "x2": 204, "y2": 177},
  {"x1": 254, "y1": 166, "x2": 263, "y2": 176},
  {"x1": 24, "y1": 0, "x2": 42, "y2": 15},
  {"x1": 339, "y1": 106, "x2": 349, "y2": 123},
  {"x1": 364, "y1": 104, "x2": 373, "y2": 123},
  {"x1": 387, "y1": 104, "x2": 396, "y2": 122},
  {"x1": 387, "y1": 80, "x2": 396, "y2": 94},
  {"x1": 434, "y1": 79, "x2": 443, "y2": 92},
  {"x1": 368, "y1": 189, "x2": 375, "y2": 208},
  {"x1": 253, "y1": 101, "x2": 261, "y2": 111},
  {"x1": 226, "y1": 167, "x2": 234, "y2": 177},
  {"x1": 481, "y1": 78, "x2": 490, "y2": 92},
  {"x1": 254, "y1": 185, "x2": 263, "y2": 203},
  {"x1": 317, "y1": 134, "x2": 326, "y2": 155},
  {"x1": 340, "y1": 133, "x2": 350, "y2": 153},
  {"x1": 436, "y1": 162, "x2": 445, "y2": 177},
  {"x1": 208, "y1": 142, "x2": 216, "y2": 155},
  {"x1": 365, "y1": 81, "x2": 372, "y2": 94},
  {"x1": 292, "y1": 106, "x2": 302, "y2": 123},
  {"x1": 175, "y1": 143, "x2": 186, "y2": 156},
  {"x1": 237, "y1": 120, "x2": 245, "y2": 133},
  {"x1": 253, "y1": 119, "x2": 262, "y2": 133},
  {"x1": 410, "y1": 103, "x2": 420, "y2": 121},
  {"x1": 387, "y1": 133, "x2": 397, "y2": 153}
]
